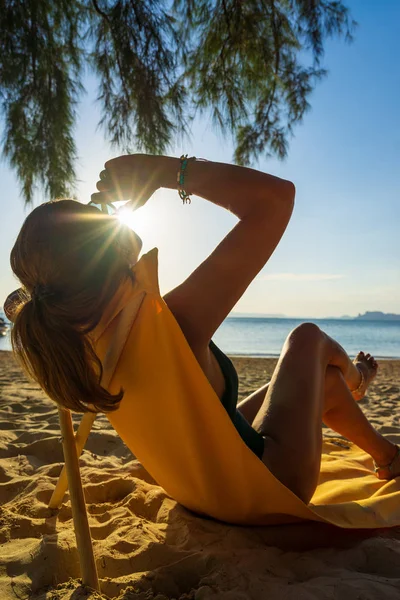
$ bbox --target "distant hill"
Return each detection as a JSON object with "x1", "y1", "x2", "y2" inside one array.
[
  {"x1": 229, "y1": 311, "x2": 400, "y2": 321},
  {"x1": 229, "y1": 313, "x2": 287, "y2": 319},
  {"x1": 355, "y1": 311, "x2": 400, "y2": 321}
]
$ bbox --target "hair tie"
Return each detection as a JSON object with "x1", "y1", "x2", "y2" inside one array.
[{"x1": 31, "y1": 284, "x2": 54, "y2": 303}]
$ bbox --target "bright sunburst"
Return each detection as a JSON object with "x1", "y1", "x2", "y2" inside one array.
[
  {"x1": 114, "y1": 189, "x2": 176, "y2": 255},
  {"x1": 117, "y1": 207, "x2": 137, "y2": 230},
  {"x1": 116, "y1": 203, "x2": 153, "y2": 249}
]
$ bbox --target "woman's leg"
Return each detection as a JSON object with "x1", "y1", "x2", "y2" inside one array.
[
  {"x1": 237, "y1": 383, "x2": 270, "y2": 425},
  {"x1": 237, "y1": 350, "x2": 377, "y2": 425},
  {"x1": 251, "y1": 323, "x2": 397, "y2": 504},
  {"x1": 321, "y1": 366, "x2": 394, "y2": 466}
]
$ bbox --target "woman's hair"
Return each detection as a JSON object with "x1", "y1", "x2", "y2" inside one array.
[{"x1": 10, "y1": 199, "x2": 135, "y2": 413}]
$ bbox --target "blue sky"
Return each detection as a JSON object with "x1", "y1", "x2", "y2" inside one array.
[{"x1": 1, "y1": 0, "x2": 399, "y2": 318}]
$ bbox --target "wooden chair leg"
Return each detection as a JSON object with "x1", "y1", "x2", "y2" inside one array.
[
  {"x1": 49, "y1": 412, "x2": 96, "y2": 509},
  {"x1": 57, "y1": 408, "x2": 100, "y2": 592},
  {"x1": 48, "y1": 292, "x2": 145, "y2": 589}
]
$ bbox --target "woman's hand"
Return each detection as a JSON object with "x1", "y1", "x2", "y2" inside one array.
[{"x1": 91, "y1": 154, "x2": 164, "y2": 210}]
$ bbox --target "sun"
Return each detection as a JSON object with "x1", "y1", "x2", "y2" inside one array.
[
  {"x1": 116, "y1": 203, "x2": 154, "y2": 248},
  {"x1": 117, "y1": 207, "x2": 137, "y2": 230},
  {"x1": 113, "y1": 189, "x2": 172, "y2": 253}
]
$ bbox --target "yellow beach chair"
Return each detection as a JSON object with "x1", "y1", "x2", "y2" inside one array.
[{"x1": 47, "y1": 248, "x2": 400, "y2": 590}]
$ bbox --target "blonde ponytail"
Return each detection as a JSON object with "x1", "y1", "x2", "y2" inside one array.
[{"x1": 10, "y1": 199, "x2": 137, "y2": 413}]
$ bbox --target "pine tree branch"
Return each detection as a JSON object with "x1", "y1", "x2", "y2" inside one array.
[
  {"x1": 30, "y1": 3, "x2": 38, "y2": 88},
  {"x1": 91, "y1": 0, "x2": 131, "y2": 106},
  {"x1": 129, "y1": 0, "x2": 143, "y2": 29},
  {"x1": 262, "y1": 0, "x2": 281, "y2": 126},
  {"x1": 0, "y1": 0, "x2": 355, "y2": 202},
  {"x1": 91, "y1": 0, "x2": 110, "y2": 22},
  {"x1": 221, "y1": 0, "x2": 231, "y2": 31}
]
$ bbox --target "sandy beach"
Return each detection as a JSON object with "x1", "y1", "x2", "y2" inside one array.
[{"x1": 1, "y1": 349, "x2": 400, "y2": 600}]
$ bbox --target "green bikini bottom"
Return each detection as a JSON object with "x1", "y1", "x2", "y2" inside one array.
[{"x1": 209, "y1": 340, "x2": 265, "y2": 460}]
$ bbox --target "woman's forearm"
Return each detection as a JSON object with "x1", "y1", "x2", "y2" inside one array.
[{"x1": 156, "y1": 155, "x2": 295, "y2": 219}]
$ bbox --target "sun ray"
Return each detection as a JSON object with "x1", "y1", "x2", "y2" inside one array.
[{"x1": 117, "y1": 208, "x2": 137, "y2": 230}]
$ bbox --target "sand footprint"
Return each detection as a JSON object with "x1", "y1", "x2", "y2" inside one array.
[{"x1": 83, "y1": 477, "x2": 135, "y2": 504}]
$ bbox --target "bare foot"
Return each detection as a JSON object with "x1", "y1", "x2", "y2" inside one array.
[
  {"x1": 351, "y1": 351, "x2": 378, "y2": 401},
  {"x1": 374, "y1": 444, "x2": 400, "y2": 479}
]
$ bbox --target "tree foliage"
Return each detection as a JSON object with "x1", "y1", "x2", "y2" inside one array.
[{"x1": 0, "y1": 0, "x2": 355, "y2": 203}]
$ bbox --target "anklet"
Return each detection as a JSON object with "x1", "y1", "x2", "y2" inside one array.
[{"x1": 350, "y1": 366, "x2": 364, "y2": 395}]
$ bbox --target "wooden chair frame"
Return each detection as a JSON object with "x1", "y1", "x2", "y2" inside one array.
[{"x1": 48, "y1": 292, "x2": 145, "y2": 591}]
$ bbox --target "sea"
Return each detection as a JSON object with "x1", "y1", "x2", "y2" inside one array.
[
  {"x1": 212, "y1": 317, "x2": 400, "y2": 359},
  {"x1": 1, "y1": 315, "x2": 400, "y2": 359}
]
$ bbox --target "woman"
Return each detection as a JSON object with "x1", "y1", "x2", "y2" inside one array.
[{"x1": 8, "y1": 154, "x2": 400, "y2": 512}]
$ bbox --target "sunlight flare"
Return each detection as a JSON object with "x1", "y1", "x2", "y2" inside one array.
[{"x1": 117, "y1": 207, "x2": 137, "y2": 230}]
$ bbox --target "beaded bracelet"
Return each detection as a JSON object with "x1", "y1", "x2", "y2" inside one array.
[{"x1": 177, "y1": 154, "x2": 196, "y2": 204}]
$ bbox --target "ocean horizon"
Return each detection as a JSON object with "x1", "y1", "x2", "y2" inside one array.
[
  {"x1": 213, "y1": 316, "x2": 400, "y2": 360},
  {"x1": 2, "y1": 314, "x2": 400, "y2": 359}
]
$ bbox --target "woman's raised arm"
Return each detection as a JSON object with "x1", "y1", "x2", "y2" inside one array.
[
  {"x1": 98, "y1": 154, "x2": 295, "y2": 346},
  {"x1": 159, "y1": 157, "x2": 295, "y2": 346},
  {"x1": 156, "y1": 155, "x2": 295, "y2": 219}
]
